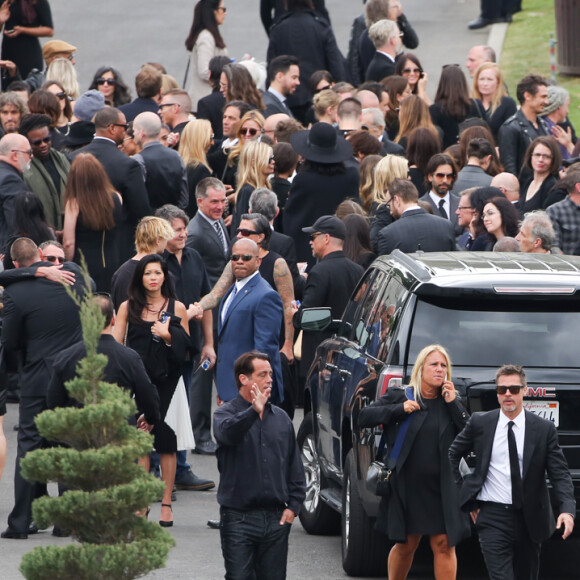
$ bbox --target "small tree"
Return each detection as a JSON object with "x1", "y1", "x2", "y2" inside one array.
[{"x1": 20, "y1": 281, "x2": 174, "y2": 580}]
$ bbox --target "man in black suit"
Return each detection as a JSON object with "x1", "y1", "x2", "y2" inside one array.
[
  {"x1": 365, "y1": 18, "x2": 402, "y2": 82},
  {"x1": 70, "y1": 107, "x2": 151, "y2": 263},
  {"x1": 295, "y1": 216, "x2": 364, "y2": 377},
  {"x1": 118, "y1": 64, "x2": 163, "y2": 123},
  {"x1": 0, "y1": 133, "x2": 31, "y2": 249},
  {"x1": 185, "y1": 178, "x2": 229, "y2": 455},
  {"x1": 1, "y1": 238, "x2": 86, "y2": 540},
  {"x1": 263, "y1": 55, "x2": 300, "y2": 119},
  {"x1": 133, "y1": 112, "x2": 188, "y2": 212},
  {"x1": 260, "y1": 0, "x2": 329, "y2": 34},
  {"x1": 420, "y1": 153, "x2": 463, "y2": 236},
  {"x1": 158, "y1": 89, "x2": 192, "y2": 148},
  {"x1": 377, "y1": 178, "x2": 456, "y2": 255},
  {"x1": 449, "y1": 365, "x2": 575, "y2": 580}
]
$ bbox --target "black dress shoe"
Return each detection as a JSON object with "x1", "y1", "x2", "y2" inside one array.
[
  {"x1": 468, "y1": 16, "x2": 491, "y2": 29},
  {"x1": 207, "y1": 519, "x2": 221, "y2": 529},
  {"x1": 193, "y1": 440, "x2": 218, "y2": 455},
  {"x1": 174, "y1": 469, "x2": 215, "y2": 491},
  {"x1": 52, "y1": 527, "x2": 71, "y2": 538},
  {"x1": 1, "y1": 528, "x2": 27, "y2": 539},
  {"x1": 28, "y1": 523, "x2": 39, "y2": 535}
]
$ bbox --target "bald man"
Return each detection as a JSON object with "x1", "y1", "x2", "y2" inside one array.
[
  {"x1": 466, "y1": 45, "x2": 496, "y2": 78},
  {"x1": 133, "y1": 112, "x2": 188, "y2": 211},
  {"x1": 491, "y1": 172, "x2": 520, "y2": 203},
  {"x1": 264, "y1": 112, "x2": 290, "y2": 143}
]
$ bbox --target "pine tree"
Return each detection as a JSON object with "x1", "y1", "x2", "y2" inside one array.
[{"x1": 19, "y1": 279, "x2": 175, "y2": 580}]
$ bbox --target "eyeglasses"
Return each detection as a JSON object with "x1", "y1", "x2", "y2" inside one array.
[
  {"x1": 12, "y1": 149, "x2": 33, "y2": 157},
  {"x1": 385, "y1": 196, "x2": 394, "y2": 208},
  {"x1": 159, "y1": 103, "x2": 178, "y2": 109},
  {"x1": 230, "y1": 254, "x2": 256, "y2": 262},
  {"x1": 110, "y1": 123, "x2": 128, "y2": 130},
  {"x1": 434, "y1": 172, "x2": 454, "y2": 179},
  {"x1": 55, "y1": 92, "x2": 67, "y2": 100},
  {"x1": 402, "y1": 68, "x2": 421, "y2": 74},
  {"x1": 496, "y1": 385, "x2": 525, "y2": 395},
  {"x1": 482, "y1": 210, "x2": 499, "y2": 218},
  {"x1": 217, "y1": 6, "x2": 227, "y2": 12},
  {"x1": 236, "y1": 228, "x2": 258, "y2": 237},
  {"x1": 309, "y1": 232, "x2": 326, "y2": 241},
  {"x1": 66, "y1": 54, "x2": 74, "y2": 61},
  {"x1": 532, "y1": 152, "x2": 552, "y2": 160},
  {"x1": 44, "y1": 255, "x2": 65, "y2": 264},
  {"x1": 219, "y1": 82, "x2": 228, "y2": 90},
  {"x1": 29, "y1": 136, "x2": 51, "y2": 147},
  {"x1": 97, "y1": 78, "x2": 116, "y2": 86},
  {"x1": 314, "y1": 84, "x2": 331, "y2": 94},
  {"x1": 457, "y1": 205, "x2": 473, "y2": 211},
  {"x1": 240, "y1": 127, "x2": 262, "y2": 137}
]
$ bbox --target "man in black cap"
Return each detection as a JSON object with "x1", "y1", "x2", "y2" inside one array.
[{"x1": 294, "y1": 215, "x2": 364, "y2": 378}]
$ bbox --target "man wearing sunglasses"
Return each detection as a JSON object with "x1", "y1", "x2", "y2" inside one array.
[
  {"x1": 216, "y1": 238, "x2": 283, "y2": 406},
  {"x1": 449, "y1": 365, "x2": 575, "y2": 580},
  {"x1": 20, "y1": 113, "x2": 70, "y2": 231}
]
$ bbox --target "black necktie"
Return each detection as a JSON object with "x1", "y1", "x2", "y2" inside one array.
[
  {"x1": 507, "y1": 421, "x2": 523, "y2": 509},
  {"x1": 438, "y1": 198, "x2": 448, "y2": 219},
  {"x1": 214, "y1": 221, "x2": 227, "y2": 256}
]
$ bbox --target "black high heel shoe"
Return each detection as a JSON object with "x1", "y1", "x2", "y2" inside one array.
[{"x1": 159, "y1": 503, "x2": 173, "y2": 528}]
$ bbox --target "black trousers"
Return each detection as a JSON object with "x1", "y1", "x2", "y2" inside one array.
[
  {"x1": 480, "y1": 0, "x2": 518, "y2": 19},
  {"x1": 476, "y1": 502, "x2": 541, "y2": 580}
]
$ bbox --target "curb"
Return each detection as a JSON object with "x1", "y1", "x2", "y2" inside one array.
[{"x1": 488, "y1": 22, "x2": 510, "y2": 62}]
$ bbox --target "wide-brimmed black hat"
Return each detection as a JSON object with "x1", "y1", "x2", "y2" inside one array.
[{"x1": 290, "y1": 122, "x2": 353, "y2": 164}]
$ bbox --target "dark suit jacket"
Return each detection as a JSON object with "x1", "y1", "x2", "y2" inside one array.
[
  {"x1": 0, "y1": 160, "x2": 27, "y2": 250},
  {"x1": 70, "y1": 137, "x2": 151, "y2": 262},
  {"x1": 47, "y1": 334, "x2": 160, "y2": 425},
  {"x1": 185, "y1": 211, "x2": 228, "y2": 286},
  {"x1": 196, "y1": 90, "x2": 225, "y2": 139},
  {"x1": 1, "y1": 262, "x2": 86, "y2": 398},
  {"x1": 419, "y1": 192, "x2": 463, "y2": 236},
  {"x1": 377, "y1": 208, "x2": 457, "y2": 255},
  {"x1": 449, "y1": 409, "x2": 576, "y2": 544},
  {"x1": 118, "y1": 97, "x2": 160, "y2": 123},
  {"x1": 134, "y1": 141, "x2": 188, "y2": 211},
  {"x1": 262, "y1": 89, "x2": 292, "y2": 118},
  {"x1": 216, "y1": 273, "x2": 284, "y2": 403},
  {"x1": 365, "y1": 52, "x2": 396, "y2": 82}
]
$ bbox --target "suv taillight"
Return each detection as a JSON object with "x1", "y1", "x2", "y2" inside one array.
[{"x1": 376, "y1": 371, "x2": 403, "y2": 399}]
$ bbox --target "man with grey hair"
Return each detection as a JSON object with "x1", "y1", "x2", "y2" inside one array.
[
  {"x1": 0, "y1": 92, "x2": 28, "y2": 135},
  {"x1": 249, "y1": 187, "x2": 304, "y2": 298},
  {"x1": 365, "y1": 19, "x2": 402, "y2": 82},
  {"x1": 490, "y1": 172, "x2": 520, "y2": 203},
  {"x1": 515, "y1": 210, "x2": 554, "y2": 254},
  {"x1": 0, "y1": 133, "x2": 31, "y2": 248},
  {"x1": 361, "y1": 107, "x2": 404, "y2": 156},
  {"x1": 493, "y1": 237, "x2": 521, "y2": 252},
  {"x1": 133, "y1": 112, "x2": 188, "y2": 212},
  {"x1": 465, "y1": 45, "x2": 496, "y2": 78}
]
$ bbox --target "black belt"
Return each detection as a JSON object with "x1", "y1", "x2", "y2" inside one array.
[{"x1": 479, "y1": 501, "x2": 519, "y2": 511}]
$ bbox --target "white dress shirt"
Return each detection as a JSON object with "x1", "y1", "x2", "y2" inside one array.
[{"x1": 429, "y1": 191, "x2": 451, "y2": 220}]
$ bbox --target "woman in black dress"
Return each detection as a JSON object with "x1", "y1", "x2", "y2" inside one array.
[
  {"x1": 62, "y1": 153, "x2": 123, "y2": 292},
  {"x1": 88, "y1": 66, "x2": 132, "y2": 108},
  {"x1": 113, "y1": 255, "x2": 190, "y2": 527},
  {"x1": 0, "y1": 0, "x2": 54, "y2": 78},
  {"x1": 358, "y1": 344, "x2": 470, "y2": 580}
]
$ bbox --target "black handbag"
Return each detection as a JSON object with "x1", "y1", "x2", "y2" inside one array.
[{"x1": 366, "y1": 386, "x2": 415, "y2": 498}]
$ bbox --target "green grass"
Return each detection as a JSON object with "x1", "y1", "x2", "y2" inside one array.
[{"x1": 501, "y1": 0, "x2": 580, "y2": 128}]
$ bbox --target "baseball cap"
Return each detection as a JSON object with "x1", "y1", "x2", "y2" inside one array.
[{"x1": 302, "y1": 215, "x2": 346, "y2": 240}]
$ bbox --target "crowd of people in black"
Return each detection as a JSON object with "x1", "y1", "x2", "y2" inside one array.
[{"x1": 0, "y1": 0, "x2": 578, "y2": 578}]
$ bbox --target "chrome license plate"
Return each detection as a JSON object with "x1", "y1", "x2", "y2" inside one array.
[{"x1": 524, "y1": 400, "x2": 559, "y2": 427}]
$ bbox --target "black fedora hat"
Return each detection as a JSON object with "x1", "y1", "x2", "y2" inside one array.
[{"x1": 290, "y1": 122, "x2": 353, "y2": 164}]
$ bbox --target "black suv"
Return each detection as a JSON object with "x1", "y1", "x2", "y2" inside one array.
[{"x1": 296, "y1": 251, "x2": 580, "y2": 577}]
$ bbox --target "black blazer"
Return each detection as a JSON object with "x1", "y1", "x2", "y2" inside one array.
[
  {"x1": 419, "y1": 192, "x2": 463, "y2": 236},
  {"x1": 0, "y1": 160, "x2": 28, "y2": 250},
  {"x1": 262, "y1": 89, "x2": 292, "y2": 118},
  {"x1": 118, "y1": 97, "x2": 159, "y2": 123},
  {"x1": 70, "y1": 138, "x2": 152, "y2": 262},
  {"x1": 365, "y1": 52, "x2": 396, "y2": 82},
  {"x1": 185, "y1": 211, "x2": 228, "y2": 286},
  {"x1": 377, "y1": 208, "x2": 457, "y2": 255},
  {"x1": 449, "y1": 409, "x2": 576, "y2": 544},
  {"x1": 196, "y1": 90, "x2": 226, "y2": 139}
]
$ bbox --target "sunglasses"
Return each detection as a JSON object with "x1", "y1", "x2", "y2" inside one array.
[
  {"x1": 268, "y1": 155, "x2": 275, "y2": 163},
  {"x1": 55, "y1": 92, "x2": 67, "y2": 100},
  {"x1": 240, "y1": 127, "x2": 262, "y2": 137},
  {"x1": 309, "y1": 232, "x2": 326, "y2": 240},
  {"x1": 29, "y1": 136, "x2": 51, "y2": 147},
  {"x1": 236, "y1": 228, "x2": 258, "y2": 237},
  {"x1": 402, "y1": 68, "x2": 422, "y2": 74},
  {"x1": 44, "y1": 255, "x2": 65, "y2": 264},
  {"x1": 159, "y1": 103, "x2": 178, "y2": 109},
  {"x1": 111, "y1": 123, "x2": 128, "y2": 130},
  {"x1": 230, "y1": 254, "x2": 256, "y2": 262},
  {"x1": 496, "y1": 385, "x2": 525, "y2": 395},
  {"x1": 435, "y1": 172, "x2": 454, "y2": 179},
  {"x1": 97, "y1": 78, "x2": 116, "y2": 86}
]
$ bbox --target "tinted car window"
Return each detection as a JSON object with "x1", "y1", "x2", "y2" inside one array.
[
  {"x1": 410, "y1": 299, "x2": 580, "y2": 367},
  {"x1": 339, "y1": 269, "x2": 379, "y2": 339}
]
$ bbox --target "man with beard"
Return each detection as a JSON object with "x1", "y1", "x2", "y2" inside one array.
[
  {"x1": 263, "y1": 55, "x2": 300, "y2": 118},
  {"x1": 378, "y1": 178, "x2": 456, "y2": 255},
  {"x1": 365, "y1": 19, "x2": 402, "y2": 82},
  {"x1": 0, "y1": 133, "x2": 31, "y2": 248},
  {"x1": 0, "y1": 92, "x2": 27, "y2": 136},
  {"x1": 420, "y1": 153, "x2": 463, "y2": 236}
]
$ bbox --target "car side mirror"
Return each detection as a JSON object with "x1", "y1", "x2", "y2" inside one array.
[{"x1": 299, "y1": 307, "x2": 333, "y2": 331}]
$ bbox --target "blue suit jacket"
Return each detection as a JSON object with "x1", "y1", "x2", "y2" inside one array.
[{"x1": 216, "y1": 273, "x2": 284, "y2": 403}]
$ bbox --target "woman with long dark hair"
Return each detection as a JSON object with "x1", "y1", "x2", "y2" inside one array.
[
  {"x1": 430, "y1": 65, "x2": 479, "y2": 149},
  {"x1": 62, "y1": 153, "x2": 123, "y2": 292},
  {"x1": 383, "y1": 75, "x2": 412, "y2": 140},
  {"x1": 395, "y1": 95, "x2": 439, "y2": 150},
  {"x1": 395, "y1": 53, "x2": 430, "y2": 105},
  {"x1": 220, "y1": 63, "x2": 264, "y2": 111},
  {"x1": 0, "y1": 0, "x2": 54, "y2": 78},
  {"x1": 342, "y1": 213, "x2": 376, "y2": 269},
  {"x1": 113, "y1": 254, "x2": 190, "y2": 528},
  {"x1": 88, "y1": 66, "x2": 131, "y2": 108},
  {"x1": 406, "y1": 127, "x2": 442, "y2": 195},
  {"x1": 482, "y1": 196, "x2": 520, "y2": 249},
  {"x1": 43, "y1": 80, "x2": 73, "y2": 135},
  {"x1": 185, "y1": 0, "x2": 228, "y2": 111}
]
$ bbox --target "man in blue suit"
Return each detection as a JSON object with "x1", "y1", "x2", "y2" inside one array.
[{"x1": 216, "y1": 238, "x2": 284, "y2": 405}]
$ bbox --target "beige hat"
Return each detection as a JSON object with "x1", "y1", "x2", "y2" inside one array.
[{"x1": 42, "y1": 40, "x2": 77, "y2": 62}]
